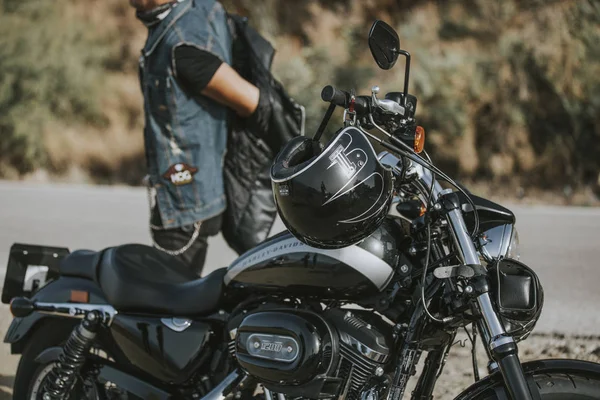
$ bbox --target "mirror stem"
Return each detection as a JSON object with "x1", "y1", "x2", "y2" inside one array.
[{"x1": 396, "y1": 50, "x2": 411, "y2": 106}]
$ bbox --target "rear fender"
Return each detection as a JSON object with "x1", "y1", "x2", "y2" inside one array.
[
  {"x1": 453, "y1": 359, "x2": 600, "y2": 399},
  {"x1": 4, "y1": 277, "x2": 107, "y2": 354}
]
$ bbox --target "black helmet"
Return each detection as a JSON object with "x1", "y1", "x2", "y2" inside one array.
[{"x1": 271, "y1": 127, "x2": 394, "y2": 249}]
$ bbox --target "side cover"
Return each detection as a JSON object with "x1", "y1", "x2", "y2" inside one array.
[{"x1": 110, "y1": 314, "x2": 213, "y2": 384}]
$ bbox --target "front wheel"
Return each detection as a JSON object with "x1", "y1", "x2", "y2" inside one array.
[
  {"x1": 533, "y1": 373, "x2": 600, "y2": 399},
  {"x1": 478, "y1": 372, "x2": 600, "y2": 399}
]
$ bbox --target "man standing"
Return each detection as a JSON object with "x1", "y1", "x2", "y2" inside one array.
[{"x1": 130, "y1": 0, "x2": 270, "y2": 275}]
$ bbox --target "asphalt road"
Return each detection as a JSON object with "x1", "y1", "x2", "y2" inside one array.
[{"x1": 0, "y1": 181, "x2": 599, "y2": 385}]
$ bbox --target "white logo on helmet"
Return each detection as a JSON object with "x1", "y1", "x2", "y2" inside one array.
[
  {"x1": 324, "y1": 133, "x2": 369, "y2": 205},
  {"x1": 322, "y1": 131, "x2": 387, "y2": 224}
]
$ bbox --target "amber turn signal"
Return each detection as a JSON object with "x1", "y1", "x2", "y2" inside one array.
[
  {"x1": 414, "y1": 126, "x2": 425, "y2": 153},
  {"x1": 10, "y1": 297, "x2": 35, "y2": 318}
]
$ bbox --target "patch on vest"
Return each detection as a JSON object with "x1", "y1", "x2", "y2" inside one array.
[{"x1": 162, "y1": 163, "x2": 198, "y2": 186}]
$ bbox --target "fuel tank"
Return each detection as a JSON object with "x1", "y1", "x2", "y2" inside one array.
[{"x1": 224, "y1": 217, "x2": 409, "y2": 299}]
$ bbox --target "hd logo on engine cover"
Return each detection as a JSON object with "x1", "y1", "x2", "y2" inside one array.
[
  {"x1": 261, "y1": 341, "x2": 283, "y2": 352},
  {"x1": 246, "y1": 334, "x2": 299, "y2": 363},
  {"x1": 162, "y1": 163, "x2": 198, "y2": 186}
]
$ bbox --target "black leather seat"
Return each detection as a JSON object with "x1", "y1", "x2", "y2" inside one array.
[
  {"x1": 97, "y1": 244, "x2": 226, "y2": 316},
  {"x1": 59, "y1": 250, "x2": 102, "y2": 280}
]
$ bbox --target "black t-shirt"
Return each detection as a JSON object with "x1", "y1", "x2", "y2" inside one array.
[
  {"x1": 173, "y1": 45, "x2": 223, "y2": 93},
  {"x1": 173, "y1": 43, "x2": 272, "y2": 145}
]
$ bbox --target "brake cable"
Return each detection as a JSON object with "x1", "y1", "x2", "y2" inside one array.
[
  {"x1": 421, "y1": 224, "x2": 445, "y2": 323},
  {"x1": 464, "y1": 324, "x2": 480, "y2": 381},
  {"x1": 358, "y1": 119, "x2": 480, "y2": 238}
]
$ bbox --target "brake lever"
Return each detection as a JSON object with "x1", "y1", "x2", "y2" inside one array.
[{"x1": 371, "y1": 86, "x2": 406, "y2": 116}]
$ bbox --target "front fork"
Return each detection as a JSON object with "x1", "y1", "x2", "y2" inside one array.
[{"x1": 443, "y1": 191, "x2": 536, "y2": 400}]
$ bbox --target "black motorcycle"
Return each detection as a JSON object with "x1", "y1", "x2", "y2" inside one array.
[{"x1": 3, "y1": 21, "x2": 600, "y2": 400}]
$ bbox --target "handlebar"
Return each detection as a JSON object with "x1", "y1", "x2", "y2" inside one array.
[
  {"x1": 320, "y1": 85, "x2": 348, "y2": 107},
  {"x1": 321, "y1": 85, "x2": 370, "y2": 114}
]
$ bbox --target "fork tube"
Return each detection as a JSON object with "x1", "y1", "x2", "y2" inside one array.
[
  {"x1": 439, "y1": 191, "x2": 535, "y2": 399},
  {"x1": 476, "y1": 292, "x2": 535, "y2": 398},
  {"x1": 477, "y1": 293, "x2": 506, "y2": 338},
  {"x1": 444, "y1": 207, "x2": 479, "y2": 265},
  {"x1": 476, "y1": 320, "x2": 498, "y2": 373}
]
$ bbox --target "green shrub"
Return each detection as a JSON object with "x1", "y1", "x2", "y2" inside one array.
[
  {"x1": 0, "y1": 0, "x2": 598, "y2": 191},
  {"x1": 0, "y1": 0, "x2": 113, "y2": 174}
]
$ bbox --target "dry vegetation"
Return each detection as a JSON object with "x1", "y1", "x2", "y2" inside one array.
[
  {"x1": 429, "y1": 331, "x2": 600, "y2": 398},
  {"x1": 0, "y1": 0, "x2": 599, "y2": 200},
  {"x1": 0, "y1": 0, "x2": 147, "y2": 184}
]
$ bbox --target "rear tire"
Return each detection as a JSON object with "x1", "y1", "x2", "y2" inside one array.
[{"x1": 12, "y1": 320, "x2": 100, "y2": 400}]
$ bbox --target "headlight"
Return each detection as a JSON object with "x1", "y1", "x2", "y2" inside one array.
[
  {"x1": 478, "y1": 224, "x2": 519, "y2": 261},
  {"x1": 506, "y1": 227, "x2": 520, "y2": 260}
]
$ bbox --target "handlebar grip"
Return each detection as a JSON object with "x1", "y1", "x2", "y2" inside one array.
[{"x1": 321, "y1": 85, "x2": 349, "y2": 107}]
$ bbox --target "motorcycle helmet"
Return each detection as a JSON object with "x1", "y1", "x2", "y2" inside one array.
[{"x1": 271, "y1": 127, "x2": 394, "y2": 249}]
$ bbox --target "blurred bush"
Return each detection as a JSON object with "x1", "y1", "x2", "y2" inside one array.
[
  {"x1": 0, "y1": 0, "x2": 599, "y2": 193},
  {"x1": 0, "y1": 0, "x2": 145, "y2": 183},
  {"x1": 223, "y1": 0, "x2": 600, "y2": 190},
  {"x1": 0, "y1": 0, "x2": 110, "y2": 175}
]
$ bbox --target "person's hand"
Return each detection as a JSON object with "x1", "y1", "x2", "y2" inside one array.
[{"x1": 246, "y1": 86, "x2": 272, "y2": 141}]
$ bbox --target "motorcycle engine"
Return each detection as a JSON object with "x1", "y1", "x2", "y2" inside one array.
[{"x1": 231, "y1": 308, "x2": 393, "y2": 400}]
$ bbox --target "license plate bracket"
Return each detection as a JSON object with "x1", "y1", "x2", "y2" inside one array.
[{"x1": 2, "y1": 243, "x2": 69, "y2": 304}]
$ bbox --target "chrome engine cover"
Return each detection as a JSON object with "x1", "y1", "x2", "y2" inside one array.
[
  {"x1": 233, "y1": 308, "x2": 393, "y2": 400},
  {"x1": 235, "y1": 310, "x2": 337, "y2": 387}
]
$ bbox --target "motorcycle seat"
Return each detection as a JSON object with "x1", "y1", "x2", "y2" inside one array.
[
  {"x1": 59, "y1": 250, "x2": 102, "y2": 280},
  {"x1": 95, "y1": 244, "x2": 226, "y2": 316}
]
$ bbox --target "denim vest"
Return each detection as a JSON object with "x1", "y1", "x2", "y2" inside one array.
[{"x1": 139, "y1": 0, "x2": 232, "y2": 229}]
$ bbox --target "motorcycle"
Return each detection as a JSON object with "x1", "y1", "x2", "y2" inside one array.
[{"x1": 3, "y1": 20, "x2": 600, "y2": 400}]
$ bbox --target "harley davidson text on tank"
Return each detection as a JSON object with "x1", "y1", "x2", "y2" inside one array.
[{"x1": 3, "y1": 20, "x2": 600, "y2": 400}]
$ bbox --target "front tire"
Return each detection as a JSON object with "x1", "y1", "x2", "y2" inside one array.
[
  {"x1": 534, "y1": 373, "x2": 600, "y2": 399},
  {"x1": 478, "y1": 372, "x2": 600, "y2": 399}
]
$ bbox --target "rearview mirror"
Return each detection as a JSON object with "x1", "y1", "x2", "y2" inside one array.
[{"x1": 368, "y1": 20, "x2": 400, "y2": 70}]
